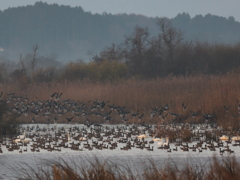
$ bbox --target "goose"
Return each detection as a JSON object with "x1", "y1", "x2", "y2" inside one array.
[
  {"x1": 138, "y1": 114, "x2": 144, "y2": 121},
  {"x1": 223, "y1": 105, "x2": 231, "y2": 112},
  {"x1": 147, "y1": 146, "x2": 154, "y2": 151},
  {"x1": 161, "y1": 104, "x2": 170, "y2": 112},
  {"x1": 66, "y1": 117, "x2": 74, "y2": 123},
  {"x1": 182, "y1": 103, "x2": 188, "y2": 111},
  {"x1": 173, "y1": 146, "x2": 178, "y2": 151}
]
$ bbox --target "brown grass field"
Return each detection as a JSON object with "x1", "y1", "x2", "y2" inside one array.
[
  {"x1": 1, "y1": 73, "x2": 240, "y2": 126},
  {"x1": 10, "y1": 155, "x2": 240, "y2": 180}
]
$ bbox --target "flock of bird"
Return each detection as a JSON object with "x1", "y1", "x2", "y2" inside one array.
[
  {"x1": 0, "y1": 91, "x2": 225, "y2": 125},
  {"x1": 0, "y1": 123, "x2": 239, "y2": 155},
  {"x1": 0, "y1": 92, "x2": 240, "y2": 155}
]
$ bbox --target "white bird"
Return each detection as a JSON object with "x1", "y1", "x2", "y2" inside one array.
[
  {"x1": 163, "y1": 137, "x2": 169, "y2": 146},
  {"x1": 152, "y1": 135, "x2": 162, "y2": 141},
  {"x1": 67, "y1": 133, "x2": 71, "y2": 141},
  {"x1": 219, "y1": 135, "x2": 229, "y2": 141},
  {"x1": 22, "y1": 137, "x2": 32, "y2": 143},
  {"x1": 14, "y1": 131, "x2": 26, "y2": 143},
  {"x1": 231, "y1": 136, "x2": 240, "y2": 141},
  {"x1": 79, "y1": 137, "x2": 87, "y2": 141},
  {"x1": 137, "y1": 134, "x2": 147, "y2": 139},
  {"x1": 157, "y1": 139, "x2": 163, "y2": 146},
  {"x1": 18, "y1": 131, "x2": 26, "y2": 140}
]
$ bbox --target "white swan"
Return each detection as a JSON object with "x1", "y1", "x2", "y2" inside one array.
[
  {"x1": 163, "y1": 137, "x2": 169, "y2": 146},
  {"x1": 14, "y1": 131, "x2": 26, "y2": 143},
  {"x1": 13, "y1": 138, "x2": 21, "y2": 143},
  {"x1": 22, "y1": 137, "x2": 32, "y2": 143},
  {"x1": 18, "y1": 131, "x2": 26, "y2": 140},
  {"x1": 231, "y1": 136, "x2": 240, "y2": 141},
  {"x1": 79, "y1": 137, "x2": 87, "y2": 141},
  {"x1": 137, "y1": 134, "x2": 147, "y2": 139},
  {"x1": 152, "y1": 135, "x2": 162, "y2": 141},
  {"x1": 219, "y1": 135, "x2": 229, "y2": 141},
  {"x1": 157, "y1": 139, "x2": 163, "y2": 146},
  {"x1": 67, "y1": 133, "x2": 71, "y2": 141}
]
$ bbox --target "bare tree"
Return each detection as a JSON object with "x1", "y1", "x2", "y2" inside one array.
[
  {"x1": 123, "y1": 26, "x2": 150, "y2": 75},
  {"x1": 30, "y1": 44, "x2": 39, "y2": 73},
  {"x1": 157, "y1": 17, "x2": 183, "y2": 62},
  {"x1": 100, "y1": 43, "x2": 124, "y2": 62},
  {"x1": 19, "y1": 53, "x2": 26, "y2": 71}
]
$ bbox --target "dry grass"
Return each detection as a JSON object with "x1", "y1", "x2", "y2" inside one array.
[
  {"x1": 1, "y1": 73, "x2": 240, "y2": 125},
  {"x1": 10, "y1": 155, "x2": 240, "y2": 180}
]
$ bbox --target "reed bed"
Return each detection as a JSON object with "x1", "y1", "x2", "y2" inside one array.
[
  {"x1": 1, "y1": 74, "x2": 240, "y2": 125},
  {"x1": 9, "y1": 155, "x2": 240, "y2": 180}
]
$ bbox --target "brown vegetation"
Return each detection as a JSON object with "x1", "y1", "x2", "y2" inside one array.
[
  {"x1": 0, "y1": 74, "x2": 240, "y2": 124},
  {"x1": 10, "y1": 155, "x2": 240, "y2": 180},
  {"x1": 1, "y1": 73, "x2": 240, "y2": 125}
]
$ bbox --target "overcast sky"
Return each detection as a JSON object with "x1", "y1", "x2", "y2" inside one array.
[{"x1": 1, "y1": 0, "x2": 240, "y2": 22}]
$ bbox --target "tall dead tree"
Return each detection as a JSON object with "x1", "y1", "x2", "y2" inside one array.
[
  {"x1": 30, "y1": 44, "x2": 39, "y2": 73},
  {"x1": 157, "y1": 17, "x2": 183, "y2": 62}
]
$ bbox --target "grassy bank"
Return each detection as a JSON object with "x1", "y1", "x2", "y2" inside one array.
[
  {"x1": 9, "y1": 155, "x2": 240, "y2": 180},
  {"x1": 1, "y1": 74, "x2": 240, "y2": 124}
]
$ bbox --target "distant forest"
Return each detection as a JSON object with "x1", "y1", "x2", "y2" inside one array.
[{"x1": 0, "y1": 1, "x2": 240, "y2": 61}]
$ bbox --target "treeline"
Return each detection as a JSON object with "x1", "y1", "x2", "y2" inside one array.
[
  {"x1": 0, "y1": 2, "x2": 240, "y2": 60},
  {"x1": 94, "y1": 19, "x2": 240, "y2": 78},
  {"x1": 1, "y1": 21, "x2": 240, "y2": 85}
]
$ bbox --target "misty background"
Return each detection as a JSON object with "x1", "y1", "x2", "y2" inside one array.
[{"x1": 0, "y1": 1, "x2": 239, "y2": 62}]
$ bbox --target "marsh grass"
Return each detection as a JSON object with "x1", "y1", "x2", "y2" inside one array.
[
  {"x1": 9, "y1": 155, "x2": 240, "y2": 180},
  {"x1": 1, "y1": 74, "x2": 240, "y2": 125}
]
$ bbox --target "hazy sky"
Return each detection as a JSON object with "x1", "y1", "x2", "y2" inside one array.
[{"x1": 1, "y1": 0, "x2": 240, "y2": 22}]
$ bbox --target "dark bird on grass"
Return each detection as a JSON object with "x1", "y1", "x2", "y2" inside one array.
[
  {"x1": 158, "y1": 109, "x2": 163, "y2": 117},
  {"x1": 103, "y1": 110, "x2": 112, "y2": 118},
  {"x1": 31, "y1": 110, "x2": 39, "y2": 117},
  {"x1": 138, "y1": 114, "x2": 144, "y2": 121},
  {"x1": 169, "y1": 112, "x2": 181, "y2": 117},
  {"x1": 53, "y1": 117, "x2": 58, "y2": 124},
  {"x1": 55, "y1": 93, "x2": 63, "y2": 101},
  {"x1": 50, "y1": 92, "x2": 57, "y2": 100},
  {"x1": 150, "y1": 110, "x2": 156, "y2": 118},
  {"x1": 151, "y1": 107, "x2": 160, "y2": 112},
  {"x1": 238, "y1": 104, "x2": 240, "y2": 110},
  {"x1": 231, "y1": 114, "x2": 239, "y2": 118},
  {"x1": 121, "y1": 114, "x2": 128, "y2": 122},
  {"x1": 7, "y1": 93, "x2": 15, "y2": 96},
  {"x1": 191, "y1": 111, "x2": 198, "y2": 118},
  {"x1": 100, "y1": 101, "x2": 109, "y2": 110},
  {"x1": 223, "y1": 105, "x2": 231, "y2": 112},
  {"x1": 161, "y1": 104, "x2": 170, "y2": 112},
  {"x1": 162, "y1": 113, "x2": 168, "y2": 120},
  {"x1": 105, "y1": 115, "x2": 114, "y2": 122},
  {"x1": 84, "y1": 119, "x2": 94, "y2": 127},
  {"x1": 182, "y1": 103, "x2": 188, "y2": 111},
  {"x1": 31, "y1": 117, "x2": 36, "y2": 123},
  {"x1": 202, "y1": 114, "x2": 214, "y2": 121},
  {"x1": 131, "y1": 110, "x2": 139, "y2": 118},
  {"x1": 66, "y1": 117, "x2": 74, "y2": 123}
]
